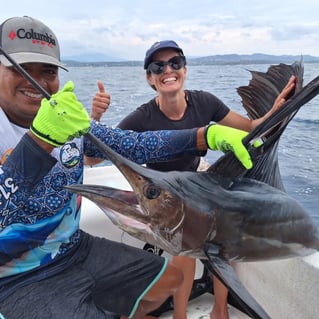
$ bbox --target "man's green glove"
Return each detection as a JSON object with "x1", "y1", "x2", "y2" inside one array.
[
  {"x1": 31, "y1": 81, "x2": 90, "y2": 147},
  {"x1": 205, "y1": 124, "x2": 253, "y2": 169}
]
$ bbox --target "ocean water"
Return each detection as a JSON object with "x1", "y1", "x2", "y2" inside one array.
[{"x1": 60, "y1": 63, "x2": 319, "y2": 225}]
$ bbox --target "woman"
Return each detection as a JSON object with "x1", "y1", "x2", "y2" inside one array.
[{"x1": 116, "y1": 40, "x2": 295, "y2": 319}]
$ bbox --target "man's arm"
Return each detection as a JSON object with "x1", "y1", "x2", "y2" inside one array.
[{"x1": 86, "y1": 122, "x2": 253, "y2": 169}]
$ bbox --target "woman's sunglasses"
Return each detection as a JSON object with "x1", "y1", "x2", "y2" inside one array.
[{"x1": 147, "y1": 56, "x2": 186, "y2": 75}]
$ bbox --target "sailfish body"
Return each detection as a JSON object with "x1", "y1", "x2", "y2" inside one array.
[
  {"x1": 70, "y1": 161, "x2": 319, "y2": 261},
  {"x1": 66, "y1": 61, "x2": 319, "y2": 319}
]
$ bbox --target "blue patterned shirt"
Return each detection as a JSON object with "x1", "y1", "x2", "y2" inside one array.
[{"x1": 0, "y1": 118, "x2": 202, "y2": 278}]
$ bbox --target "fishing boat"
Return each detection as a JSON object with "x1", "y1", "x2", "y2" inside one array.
[{"x1": 80, "y1": 164, "x2": 319, "y2": 319}]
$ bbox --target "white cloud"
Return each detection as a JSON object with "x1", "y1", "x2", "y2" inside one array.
[{"x1": 1, "y1": 0, "x2": 319, "y2": 60}]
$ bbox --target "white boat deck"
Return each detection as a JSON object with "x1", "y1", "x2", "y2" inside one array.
[
  {"x1": 159, "y1": 293, "x2": 250, "y2": 319},
  {"x1": 81, "y1": 165, "x2": 319, "y2": 319}
]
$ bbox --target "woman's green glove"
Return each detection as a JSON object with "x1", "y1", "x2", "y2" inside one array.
[
  {"x1": 205, "y1": 124, "x2": 253, "y2": 169},
  {"x1": 31, "y1": 81, "x2": 90, "y2": 147}
]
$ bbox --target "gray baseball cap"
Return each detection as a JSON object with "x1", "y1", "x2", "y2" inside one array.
[{"x1": 0, "y1": 16, "x2": 68, "y2": 70}]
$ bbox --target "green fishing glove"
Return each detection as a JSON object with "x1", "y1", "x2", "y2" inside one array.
[
  {"x1": 205, "y1": 124, "x2": 253, "y2": 169},
  {"x1": 31, "y1": 81, "x2": 90, "y2": 147}
]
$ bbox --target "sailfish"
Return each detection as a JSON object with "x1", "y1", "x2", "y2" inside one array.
[{"x1": 66, "y1": 60, "x2": 319, "y2": 319}]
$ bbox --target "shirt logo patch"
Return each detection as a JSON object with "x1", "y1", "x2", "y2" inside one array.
[{"x1": 60, "y1": 143, "x2": 80, "y2": 168}]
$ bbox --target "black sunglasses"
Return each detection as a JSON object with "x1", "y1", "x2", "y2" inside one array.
[{"x1": 147, "y1": 56, "x2": 186, "y2": 74}]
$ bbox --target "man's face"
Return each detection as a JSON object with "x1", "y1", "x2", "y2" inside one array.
[{"x1": 0, "y1": 62, "x2": 60, "y2": 128}]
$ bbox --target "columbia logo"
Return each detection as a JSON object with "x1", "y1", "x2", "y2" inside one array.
[{"x1": 8, "y1": 31, "x2": 16, "y2": 40}]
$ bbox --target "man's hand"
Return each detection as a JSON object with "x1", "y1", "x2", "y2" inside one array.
[
  {"x1": 205, "y1": 124, "x2": 253, "y2": 169},
  {"x1": 31, "y1": 81, "x2": 90, "y2": 147},
  {"x1": 90, "y1": 80, "x2": 110, "y2": 121}
]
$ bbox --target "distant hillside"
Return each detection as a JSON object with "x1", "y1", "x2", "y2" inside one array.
[
  {"x1": 62, "y1": 53, "x2": 319, "y2": 67},
  {"x1": 190, "y1": 53, "x2": 319, "y2": 65}
]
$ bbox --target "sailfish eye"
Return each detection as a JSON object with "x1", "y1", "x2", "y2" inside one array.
[{"x1": 144, "y1": 184, "x2": 161, "y2": 199}]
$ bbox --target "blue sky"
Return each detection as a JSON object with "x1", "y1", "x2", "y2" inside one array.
[{"x1": 2, "y1": 0, "x2": 319, "y2": 60}]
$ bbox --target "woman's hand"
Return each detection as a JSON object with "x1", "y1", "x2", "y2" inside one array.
[{"x1": 271, "y1": 75, "x2": 297, "y2": 113}]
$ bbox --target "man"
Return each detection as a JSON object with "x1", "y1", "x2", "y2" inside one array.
[{"x1": 0, "y1": 17, "x2": 269, "y2": 319}]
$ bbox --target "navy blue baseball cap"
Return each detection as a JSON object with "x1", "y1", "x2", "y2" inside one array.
[{"x1": 143, "y1": 40, "x2": 184, "y2": 69}]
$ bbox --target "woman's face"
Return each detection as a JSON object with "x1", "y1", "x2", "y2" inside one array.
[{"x1": 146, "y1": 49, "x2": 187, "y2": 94}]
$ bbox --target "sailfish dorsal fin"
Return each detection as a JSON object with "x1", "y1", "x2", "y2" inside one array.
[{"x1": 208, "y1": 59, "x2": 319, "y2": 190}]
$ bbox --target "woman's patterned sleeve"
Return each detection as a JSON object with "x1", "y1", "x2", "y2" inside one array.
[{"x1": 84, "y1": 121, "x2": 206, "y2": 164}]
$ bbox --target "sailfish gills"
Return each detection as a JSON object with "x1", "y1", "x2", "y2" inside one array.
[{"x1": 66, "y1": 60, "x2": 319, "y2": 319}]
